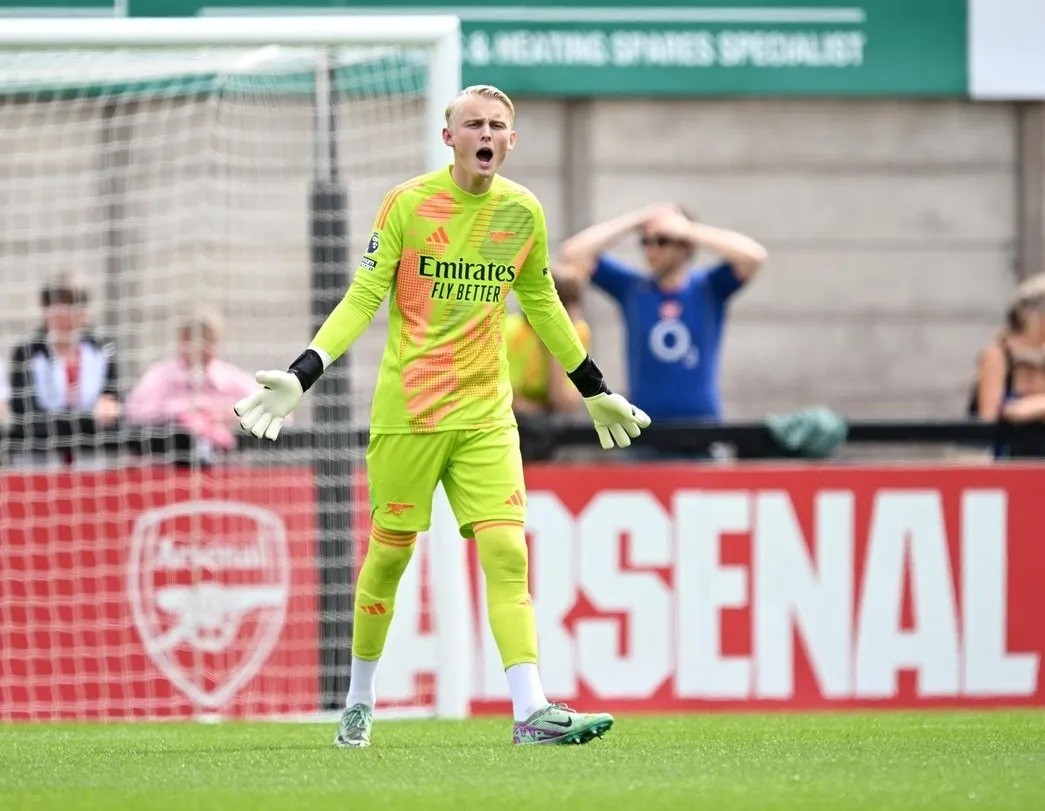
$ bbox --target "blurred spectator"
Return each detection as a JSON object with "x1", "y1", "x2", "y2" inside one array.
[
  {"x1": 970, "y1": 273, "x2": 1045, "y2": 457},
  {"x1": 507, "y1": 269, "x2": 592, "y2": 461},
  {"x1": 559, "y1": 202, "x2": 767, "y2": 441},
  {"x1": 508, "y1": 269, "x2": 591, "y2": 416},
  {"x1": 8, "y1": 272, "x2": 121, "y2": 464},
  {"x1": 0, "y1": 356, "x2": 9, "y2": 426},
  {"x1": 127, "y1": 306, "x2": 256, "y2": 454}
]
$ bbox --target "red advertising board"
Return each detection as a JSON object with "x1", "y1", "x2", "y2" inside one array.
[
  {"x1": 0, "y1": 466, "x2": 319, "y2": 721},
  {"x1": 3, "y1": 462, "x2": 1041, "y2": 720},
  {"x1": 460, "y1": 464, "x2": 1045, "y2": 713}
]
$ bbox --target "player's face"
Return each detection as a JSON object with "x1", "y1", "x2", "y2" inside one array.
[
  {"x1": 178, "y1": 328, "x2": 219, "y2": 370},
  {"x1": 639, "y1": 226, "x2": 692, "y2": 278},
  {"x1": 44, "y1": 303, "x2": 85, "y2": 343},
  {"x1": 1027, "y1": 303, "x2": 1045, "y2": 341},
  {"x1": 443, "y1": 96, "x2": 516, "y2": 183}
]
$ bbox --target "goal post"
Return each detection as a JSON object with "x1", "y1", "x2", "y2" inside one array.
[{"x1": 0, "y1": 16, "x2": 470, "y2": 722}]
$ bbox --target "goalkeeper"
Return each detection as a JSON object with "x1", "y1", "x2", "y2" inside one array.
[{"x1": 235, "y1": 85, "x2": 649, "y2": 747}]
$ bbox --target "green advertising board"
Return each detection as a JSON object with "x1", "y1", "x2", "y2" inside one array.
[
  {"x1": 0, "y1": 0, "x2": 114, "y2": 12},
  {"x1": 0, "y1": 0, "x2": 970, "y2": 96},
  {"x1": 456, "y1": 5, "x2": 964, "y2": 97}
]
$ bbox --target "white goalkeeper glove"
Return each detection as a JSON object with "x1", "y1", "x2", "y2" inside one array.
[
  {"x1": 234, "y1": 370, "x2": 303, "y2": 441},
  {"x1": 235, "y1": 348, "x2": 326, "y2": 441},
  {"x1": 568, "y1": 355, "x2": 652, "y2": 450},
  {"x1": 583, "y1": 392, "x2": 651, "y2": 450}
]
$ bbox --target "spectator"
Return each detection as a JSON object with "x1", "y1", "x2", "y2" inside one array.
[
  {"x1": 559, "y1": 202, "x2": 767, "y2": 440},
  {"x1": 970, "y1": 273, "x2": 1045, "y2": 456},
  {"x1": 8, "y1": 272, "x2": 121, "y2": 464},
  {"x1": 0, "y1": 356, "x2": 9, "y2": 426},
  {"x1": 507, "y1": 269, "x2": 591, "y2": 416},
  {"x1": 507, "y1": 269, "x2": 592, "y2": 461},
  {"x1": 127, "y1": 306, "x2": 256, "y2": 454}
]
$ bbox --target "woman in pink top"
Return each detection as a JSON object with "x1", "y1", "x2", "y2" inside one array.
[{"x1": 127, "y1": 307, "x2": 256, "y2": 451}]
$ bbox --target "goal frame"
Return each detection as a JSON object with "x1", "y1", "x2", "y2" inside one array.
[
  {"x1": 0, "y1": 15, "x2": 470, "y2": 721},
  {"x1": 0, "y1": 15, "x2": 462, "y2": 178}
]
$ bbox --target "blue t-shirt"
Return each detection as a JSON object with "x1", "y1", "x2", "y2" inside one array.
[{"x1": 592, "y1": 255, "x2": 743, "y2": 422}]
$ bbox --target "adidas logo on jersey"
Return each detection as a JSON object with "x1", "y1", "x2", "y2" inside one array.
[
  {"x1": 425, "y1": 227, "x2": 450, "y2": 245},
  {"x1": 504, "y1": 490, "x2": 525, "y2": 508}
]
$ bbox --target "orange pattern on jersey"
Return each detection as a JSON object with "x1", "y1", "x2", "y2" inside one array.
[
  {"x1": 395, "y1": 249, "x2": 432, "y2": 347},
  {"x1": 395, "y1": 247, "x2": 461, "y2": 431},
  {"x1": 468, "y1": 204, "x2": 497, "y2": 250},
  {"x1": 376, "y1": 180, "x2": 422, "y2": 229},
  {"x1": 403, "y1": 342, "x2": 460, "y2": 431},
  {"x1": 415, "y1": 191, "x2": 460, "y2": 222},
  {"x1": 511, "y1": 234, "x2": 537, "y2": 268},
  {"x1": 451, "y1": 307, "x2": 501, "y2": 405}
]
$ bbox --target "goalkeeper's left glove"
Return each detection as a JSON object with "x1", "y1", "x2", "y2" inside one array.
[{"x1": 568, "y1": 356, "x2": 651, "y2": 450}]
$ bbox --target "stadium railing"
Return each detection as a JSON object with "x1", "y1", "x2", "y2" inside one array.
[{"x1": 3, "y1": 419, "x2": 1045, "y2": 463}]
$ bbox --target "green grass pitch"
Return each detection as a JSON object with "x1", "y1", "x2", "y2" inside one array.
[{"x1": 2, "y1": 711, "x2": 1043, "y2": 810}]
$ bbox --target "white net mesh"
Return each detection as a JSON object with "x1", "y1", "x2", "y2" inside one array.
[{"x1": 0, "y1": 43, "x2": 441, "y2": 720}]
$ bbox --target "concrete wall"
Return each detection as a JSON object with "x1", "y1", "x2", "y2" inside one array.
[
  {"x1": 508, "y1": 98, "x2": 1021, "y2": 420},
  {"x1": 0, "y1": 92, "x2": 1037, "y2": 423}
]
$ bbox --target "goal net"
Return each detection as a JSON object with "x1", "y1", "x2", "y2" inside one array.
[{"x1": 0, "y1": 16, "x2": 468, "y2": 722}]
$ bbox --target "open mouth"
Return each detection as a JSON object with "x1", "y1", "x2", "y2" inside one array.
[{"x1": 476, "y1": 147, "x2": 494, "y2": 165}]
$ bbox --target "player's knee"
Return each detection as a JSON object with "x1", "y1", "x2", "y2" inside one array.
[
  {"x1": 367, "y1": 528, "x2": 417, "y2": 575},
  {"x1": 474, "y1": 525, "x2": 527, "y2": 581}
]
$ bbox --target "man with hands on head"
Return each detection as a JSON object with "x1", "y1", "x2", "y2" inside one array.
[{"x1": 558, "y1": 203, "x2": 767, "y2": 439}]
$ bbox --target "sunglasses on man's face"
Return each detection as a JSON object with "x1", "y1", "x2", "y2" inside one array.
[{"x1": 640, "y1": 235, "x2": 685, "y2": 248}]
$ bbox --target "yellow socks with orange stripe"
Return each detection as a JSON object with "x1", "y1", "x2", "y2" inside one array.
[
  {"x1": 349, "y1": 526, "x2": 417, "y2": 705},
  {"x1": 474, "y1": 520, "x2": 539, "y2": 669}
]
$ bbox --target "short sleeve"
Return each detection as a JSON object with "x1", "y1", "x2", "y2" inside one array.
[
  {"x1": 705, "y1": 260, "x2": 744, "y2": 303},
  {"x1": 591, "y1": 255, "x2": 643, "y2": 303}
]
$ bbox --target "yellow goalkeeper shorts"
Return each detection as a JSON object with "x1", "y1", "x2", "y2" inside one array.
[{"x1": 366, "y1": 425, "x2": 526, "y2": 537}]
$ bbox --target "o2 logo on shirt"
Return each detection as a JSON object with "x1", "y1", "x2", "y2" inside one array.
[
  {"x1": 649, "y1": 319, "x2": 699, "y2": 368},
  {"x1": 367, "y1": 231, "x2": 380, "y2": 254}
]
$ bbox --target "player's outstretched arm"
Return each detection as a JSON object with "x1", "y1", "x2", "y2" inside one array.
[
  {"x1": 234, "y1": 258, "x2": 389, "y2": 442},
  {"x1": 513, "y1": 195, "x2": 649, "y2": 448},
  {"x1": 236, "y1": 183, "x2": 405, "y2": 441},
  {"x1": 516, "y1": 285, "x2": 649, "y2": 449},
  {"x1": 568, "y1": 356, "x2": 651, "y2": 450}
]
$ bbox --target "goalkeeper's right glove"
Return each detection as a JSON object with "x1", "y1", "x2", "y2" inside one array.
[
  {"x1": 234, "y1": 348, "x2": 324, "y2": 441},
  {"x1": 567, "y1": 356, "x2": 651, "y2": 450}
]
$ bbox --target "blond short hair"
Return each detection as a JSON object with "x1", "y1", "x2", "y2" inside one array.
[
  {"x1": 444, "y1": 85, "x2": 515, "y2": 127},
  {"x1": 1015, "y1": 273, "x2": 1045, "y2": 305},
  {"x1": 178, "y1": 305, "x2": 224, "y2": 340}
]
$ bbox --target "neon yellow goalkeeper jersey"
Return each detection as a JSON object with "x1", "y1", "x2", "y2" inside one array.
[{"x1": 311, "y1": 167, "x2": 586, "y2": 434}]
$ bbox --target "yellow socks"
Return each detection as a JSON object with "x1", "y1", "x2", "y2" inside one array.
[
  {"x1": 351, "y1": 525, "x2": 417, "y2": 661},
  {"x1": 474, "y1": 520, "x2": 538, "y2": 668}
]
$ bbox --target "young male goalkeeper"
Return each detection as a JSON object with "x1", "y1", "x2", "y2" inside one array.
[{"x1": 234, "y1": 85, "x2": 650, "y2": 747}]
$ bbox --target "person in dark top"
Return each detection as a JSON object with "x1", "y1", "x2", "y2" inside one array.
[
  {"x1": 8, "y1": 273, "x2": 121, "y2": 465},
  {"x1": 970, "y1": 273, "x2": 1045, "y2": 457}
]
